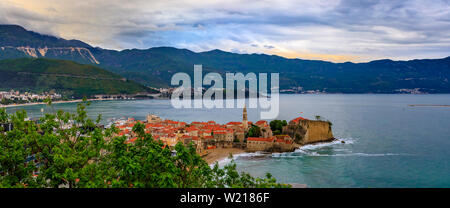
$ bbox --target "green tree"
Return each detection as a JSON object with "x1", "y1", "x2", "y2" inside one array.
[
  {"x1": 246, "y1": 125, "x2": 261, "y2": 138},
  {"x1": 0, "y1": 110, "x2": 38, "y2": 187},
  {"x1": 269, "y1": 120, "x2": 288, "y2": 135},
  {"x1": 0, "y1": 104, "x2": 290, "y2": 188},
  {"x1": 34, "y1": 102, "x2": 108, "y2": 188},
  {"x1": 0, "y1": 108, "x2": 7, "y2": 123}
]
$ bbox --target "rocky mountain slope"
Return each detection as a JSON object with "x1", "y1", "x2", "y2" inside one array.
[{"x1": 1, "y1": 24, "x2": 449, "y2": 93}]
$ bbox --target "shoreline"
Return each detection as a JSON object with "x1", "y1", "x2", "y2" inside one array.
[
  {"x1": 202, "y1": 148, "x2": 246, "y2": 165},
  {"x1": 205, "y1": 138, "x2": 341, "y2": 165},
  {"x1": 408, "y1": 104, "x2": 450, "y2": 107},
  {"x1": 0, "y1": 98, "x2": 118, "y2": 108}
]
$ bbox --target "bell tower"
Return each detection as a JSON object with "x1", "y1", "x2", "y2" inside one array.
[{"x1": 243, "y1": 105, "x2": 248, "y2": 130}]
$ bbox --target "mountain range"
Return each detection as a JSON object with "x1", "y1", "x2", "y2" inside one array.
[
  {"x1": 0, "y1": 24, "x2": 449, "y2": 93},
  {"x1": 0, "y1": 58, "x2": 153, "y2": 98}
]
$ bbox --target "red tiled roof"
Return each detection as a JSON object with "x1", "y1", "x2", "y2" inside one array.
[
  {"x1": 125, "y1": 137, "x2": 138, "y2": 144},
  {"x1": 165, "y1": 120, "x2": 179, "y2": 124},
  {"x1": 185, "y1": 126, "x2": 199, "y2": 132},
  {"x1": 212, "y1": 127, "x2": 227, "y2": 131},
  {"x1": 146, "y1": 124, "x2": 164, "y2": 128},
  {"x1": 247, "y1": 137, "x2": 274, "y2": 142},
  {"x1": 276, "y1": 139, "x2": 285, "y2": 143},
  {"x1": 227, "y1": 121, "x2": 242, "y2": 125},
  {"x1": 255, "y1": 120, "x2": 267, "y2": 125},
  {"x1": 292, "y1": 116, "x2": 308, "y2": 123},
  {"x1": 191, "y1": 121, "x2": 207, "y2": 125}
]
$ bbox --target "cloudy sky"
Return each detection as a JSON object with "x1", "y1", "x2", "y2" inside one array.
[{"x1": 0, "y1": 0, "x2": 449, "y2": 62}]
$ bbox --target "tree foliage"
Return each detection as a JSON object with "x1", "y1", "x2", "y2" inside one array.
[
  {"x1": 0, "y1": 104, "x2": 290, "y2": 188},
  {"x1": 269, "y1": 120, "x2": 288, "y2": 135},
  {"x1": 246, "y1": 125, "x2": 261, "y2": 138}
]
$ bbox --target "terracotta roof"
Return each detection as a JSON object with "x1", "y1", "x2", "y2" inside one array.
[
  {"x1": 203, "y1": 135, "x2": 214, "y2": 139},
  {"x1": 185, "y1": 126, "x2": 199, "y2": 132},
  {"x1": 191, "y1": 121, "x2": 207, "y2": 125},
  {"x1": 212, "y1": 127, "x2": 227, "y2": 131},
  {"x1": 255, "y1": 120, "x2": 267, "y2": 125},
  {"x1": 125, "y1": 137, "x2": 138, "y2": 144},
  {"x1": 292, "y1": 116, "x2": 308, "y2": 123},
  {"x1": 165, "y1": 120, "x2": 179, "y2": 124},
  {"x1": 146, "y1": 124, "x2": 164, "y2": 129},
  {"x1": 199, "y1": 129, "x2": 212, "y2": 133},
  {"x1": 247, "y1": 137, "x2": 274, "y2": 142},
  {"x1": 227, "y1": 121, "x2": 242, "y2": 125}
]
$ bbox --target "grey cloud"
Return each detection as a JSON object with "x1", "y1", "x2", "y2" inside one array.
[{"x1": 0, "y1": 0, "x2": 448, "y2": 61}]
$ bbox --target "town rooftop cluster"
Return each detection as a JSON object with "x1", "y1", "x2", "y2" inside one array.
[{"x1": 113, "y1": 106, "x2": 307, "y2": 153}]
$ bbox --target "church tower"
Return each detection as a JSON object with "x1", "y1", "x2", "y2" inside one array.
[{"x1": 243, "y1": 105, "x2": 248, "y2": 130}]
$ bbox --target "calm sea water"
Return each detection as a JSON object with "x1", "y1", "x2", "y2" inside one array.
[{"x1": 6, "y1": 94, "x2": 450, "y2": 187}]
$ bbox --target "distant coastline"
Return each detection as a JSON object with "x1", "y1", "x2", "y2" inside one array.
[
  {"x1": 408, "y1": 104, "x2": 450, "y2": 107},
  {"x1": 0, "y1": 98, "x2": 114, "y2": 108}
]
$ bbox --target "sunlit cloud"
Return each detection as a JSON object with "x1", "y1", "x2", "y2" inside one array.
[{"x1": 0, "y1": 0, "x2": 449, "y2": 62}]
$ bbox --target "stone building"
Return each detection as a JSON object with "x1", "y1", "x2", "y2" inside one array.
[
  {"x1": 283, "y1": 116, "x2": 334, "y2": 144},
  {"x1": 273, "y1": 135, "x2": 295, "y2": 152},
  {"x1": 254, "y1": 120, "x2": 273, "y2": 138},
  {"x1": 246, "y1": 137, "x2": 275, "y2": 151},
  {"x1": 146, "y1": 114, "x2": 162, "y2": 124}
]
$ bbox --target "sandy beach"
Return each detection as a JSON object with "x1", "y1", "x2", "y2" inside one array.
[{"x1": 202, "y1": 148, "x2": 246, "y2": 165}]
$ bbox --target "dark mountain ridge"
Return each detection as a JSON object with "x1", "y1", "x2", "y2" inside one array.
[
  {"x1": 0, "y1": 24, "x2": 449, "y2": 93},
  {"x1": 0, "y1": 25, "x2": 91, "y2": 48},
  {"x1": 0, "y1": 58, "x2": 153, "y2": 98}
]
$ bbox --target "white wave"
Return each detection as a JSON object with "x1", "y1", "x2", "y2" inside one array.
[
  {"x1": 294, "y1": 137, "x2": 355, "y2": 153},
  {"x1": 332, "y1": 153, "x2": 407, "y2": 157},
  {"x1": 272, "y1": 152, "x2": 410, "y2": 158},
  {"x1": 273, "y1": 138, "x2": 410, "y2": 158},
  {"x1": 212, "y1": 151, "x2": 268, "y2": 167},
  {"x1": 213, "y1": 137, "x2": 409, "y2": 165}
]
